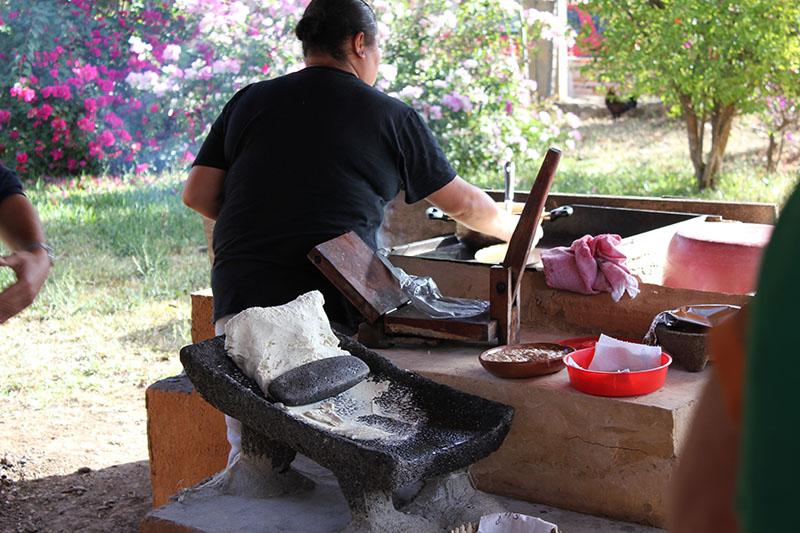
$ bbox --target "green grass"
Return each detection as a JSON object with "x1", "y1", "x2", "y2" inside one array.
[
  {"x1": 0, "y1": 176, "x2": 208, "y2": 406},
  {"x1": 0, "y1": 115, "x2": 798, "y2": 408}
]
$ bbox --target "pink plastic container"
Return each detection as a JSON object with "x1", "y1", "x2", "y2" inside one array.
[
  {"x1": 564, "y1": 347, "x2": 672, "y2": 397},
  {"x1": 662, "y1": 222, "x2": 772, "y2": 294}
]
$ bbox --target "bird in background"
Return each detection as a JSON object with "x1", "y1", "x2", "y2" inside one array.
[{"x1": 605, "y1": 88, "x2": 638, "y2": 119}]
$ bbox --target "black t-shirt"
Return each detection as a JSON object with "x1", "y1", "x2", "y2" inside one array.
[
  {"x1": 194, "y1": 66, "x2": 455, "y2": 323},
  {"x1": 0, "y1": 164, "x2": 24, "y2": 204}
]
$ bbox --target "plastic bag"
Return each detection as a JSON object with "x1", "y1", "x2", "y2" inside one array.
[
  {"x1": 377, "y1": 249, "x2": 488, "y2": 319},
  {"x1": 644, "y1": 304, "x2": 741, "y2": 345}
]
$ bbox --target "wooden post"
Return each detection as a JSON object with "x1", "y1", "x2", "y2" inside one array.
[{"x1": 490, "y1": 266, "x2": 520, "y2": 345}]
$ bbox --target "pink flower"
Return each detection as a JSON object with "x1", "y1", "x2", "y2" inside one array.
[
  {"x1": 97, "y1": 130, "x2": 116, "y2": 147},
  {"x1": 428, "y1": 105, "x2": 443, "y2": 120},
  {"x1": 51, "y1": 149, "x2": 64, "y2": 162},
  {"x1": 88, "y1": 141, "x2": 104, "y2": 159},
  {"x1": 0, "y1": 109, "x2": 10, "y2": 125},
  {"x1": 17, "y1": 87, "x2": 37, "y2": 103},
  {"x1": 38, "y1": 104, "x2": 53, "y2": 120},
  {"x1": 67, "y1": 159, "x2": 78, "y2": 172},
  {"x1": 182, "y1": 150, "x2": 195, "y2": 163},
  {"x1": 77, "y1": 116, "x2": 96, "y2": 132},
  {"x1": 9, "y1": 131, "x2": 19, "y2": 140},
  {"x1": 135, "y1": 163, "x2": 150, "y2": 174},
  {"x1": 84, "y1": 98, "x2": 98, "y2": 114},
  {"x1": 16, "y1": 152, "x2": 28, "y2": 164},
  {"x1": 51, "y1": 117, "x2": 68, "y2": 131},
  {"x1": 104, "y1": 111, "x2": 124, "y2": 129},
  {"x1": 149, "y1": 104, "x2": 159, "y2": 113},
  {"x1": 441, "y1": 92, "x2": 473, "y2": 113},
  {"x1": 683, "y1": 41, "x2": 693, "y2": 49}
]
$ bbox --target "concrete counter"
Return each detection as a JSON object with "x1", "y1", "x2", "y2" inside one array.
[{"x1": 377, "y1": 328, "x2": 707, "y2": 527}]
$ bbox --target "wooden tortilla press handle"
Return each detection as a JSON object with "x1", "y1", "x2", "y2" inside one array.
[{"x1": 502, "y1": 148, "x2": 561, "y2": 299}]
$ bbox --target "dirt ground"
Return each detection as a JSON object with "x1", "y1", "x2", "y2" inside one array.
[{"x1": 1, "y1": 388, "x2": 153, "y2": 532}]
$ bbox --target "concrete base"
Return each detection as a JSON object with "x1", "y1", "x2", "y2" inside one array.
[
  {"x1": 378, "y1": 331, "x2": 707, "y2": 528},
  {"x1": 142, "y1": 457, "x2": 661, "y2": 533}
]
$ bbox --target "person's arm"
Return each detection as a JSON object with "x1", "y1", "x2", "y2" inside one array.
[
  {"x1": 183, "y1": 166, "x2": 226, "y2": 221},
  {"x1": 0, "y1": 194, "x2": 51, "y2": 323},
  {"x1": 426, "y1": 176, "x2": 518, "y2": 242}
]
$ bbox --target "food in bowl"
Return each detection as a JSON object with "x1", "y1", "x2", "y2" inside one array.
[
  {"x1": 481, "y1": 345, "x2": 570, "y2": 363},
  {"x1": 479, "y1": 343, "x2": 574, "y2": 379}
]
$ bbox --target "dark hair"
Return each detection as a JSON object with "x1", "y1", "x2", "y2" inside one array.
[{"x1": 295, "y1": 0, "x2": 378, "y2": 62}]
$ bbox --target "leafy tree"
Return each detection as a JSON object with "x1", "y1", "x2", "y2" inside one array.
[{"x1": 583, "y1": 0, "x2": 800, "y2": 190}]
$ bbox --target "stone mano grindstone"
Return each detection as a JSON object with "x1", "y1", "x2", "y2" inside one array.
[
  {"x1": 179, "y1": 335, "x2": 515, "y2": 532},
  {"x1": 268, "y1": 355, "x2": 370, "y2": 406}
]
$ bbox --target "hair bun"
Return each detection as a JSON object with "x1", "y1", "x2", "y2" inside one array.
[{"x1": 295, "y1": 14, "x2": 323, "y2": 41}]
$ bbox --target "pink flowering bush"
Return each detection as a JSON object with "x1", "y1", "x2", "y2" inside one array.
[
  {"x1": 0, "y1": 0, "x2": 306, "y2": 175},
  {"x1": 378, "y1": 0, "x2": 580, "y2": 177},
  {"x1": 0, "y1": 0, "x2": 577, "y2": 179}
]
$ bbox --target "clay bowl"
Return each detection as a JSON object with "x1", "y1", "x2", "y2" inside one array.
[
  {"x1": 654, "y1": 322, "x2": 709, "y2": 372},
  {"x1": 479, "y1": 343, "x2": 574, "y2": 379}
]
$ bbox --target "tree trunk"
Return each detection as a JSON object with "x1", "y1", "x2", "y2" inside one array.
[
  {"x1": 767, "y1": 133, "x2": 777, "y2": 173},
  {"x1": 680, "y1": 95, "x2": 706, "y2": 182},
  {"x1": 701, "y1": 103, "x2": 736, "y2": 189}
]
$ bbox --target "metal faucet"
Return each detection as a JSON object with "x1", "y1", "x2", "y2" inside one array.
[{"x1": 503, "y1": 160, "x2": 515, "y2": 214}]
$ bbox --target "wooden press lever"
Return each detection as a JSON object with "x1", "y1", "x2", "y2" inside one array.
[
  {"x1": 309, "y1": 147, "x2": 561, "y2": 346},
  {"x1": 490, "y1": 147, "x2": 561, "y2": 345}
]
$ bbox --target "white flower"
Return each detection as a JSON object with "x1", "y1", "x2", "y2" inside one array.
[
  {"x1": 162, "y1": 44, "x2": 182, "y2": 63},
  {"x1": 399, "y1": 85, "x2": 424, "y2": 100},
  {"x1": 378, "y1": 64, "x2": 398, "y2": 83},
  {"x1": 538, "y1": 111, "x2": 552, "y2": 125},
  {"x1": 565, "y1": 112, "x2": 581, "y2": 129}
]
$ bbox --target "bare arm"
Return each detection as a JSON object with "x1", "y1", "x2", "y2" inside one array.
[
  {"x1": 183, "y1": 165, "x2": 226, "y2": 221},
  {"x1": 0, "y1": 194, "x2": 51, "y2": 323},
  {"x1": 426, "y1": 176, "x2": 518, "y2": 242}
]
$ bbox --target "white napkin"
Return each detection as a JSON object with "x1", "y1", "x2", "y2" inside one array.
[
  {"x1": 588, "y1": 334, "x2": 662, "y2": 372},
  {"x1": 477, "y1": 512, "x2": 558, "y2": 533}
]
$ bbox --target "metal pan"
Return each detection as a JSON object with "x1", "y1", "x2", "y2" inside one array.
[{"x1": 425, "y1": 205, "x2": 574, "y2": 250}]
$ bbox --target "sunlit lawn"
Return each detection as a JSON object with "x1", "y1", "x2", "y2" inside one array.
[{"x1": 0, "y1": 176, "x2": 208, "y2": 407}]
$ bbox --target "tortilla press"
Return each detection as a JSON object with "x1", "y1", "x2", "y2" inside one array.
[{"x1": 309, "y1": 148, "x2": 562, "y2": 347}]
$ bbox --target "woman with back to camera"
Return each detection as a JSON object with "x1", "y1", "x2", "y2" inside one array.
[{"x1": 183, "y1": 0, "x2": 520, "y2": 464}]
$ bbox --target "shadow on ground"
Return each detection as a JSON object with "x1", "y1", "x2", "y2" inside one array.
[{"x1": 1, "y1": 460, "x2": 151, "y2": 533}]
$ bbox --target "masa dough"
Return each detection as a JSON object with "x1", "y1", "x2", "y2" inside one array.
[{"x1": 224, "y1": 290, "x2": 348, "y2": 394}]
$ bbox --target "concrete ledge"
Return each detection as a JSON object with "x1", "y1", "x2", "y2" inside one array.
[{"x1": 378, "y1": 337, "x2": 705, "y2": 527}]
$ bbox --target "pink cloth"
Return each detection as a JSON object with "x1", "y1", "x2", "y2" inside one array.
[{"x1": 541, "y1": 234, "x2": 639, "y2": 302}]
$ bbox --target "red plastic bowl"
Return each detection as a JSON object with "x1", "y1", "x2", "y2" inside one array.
[{"x1": 563, "y1": 347, "x2": 672, "y2": 397}]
